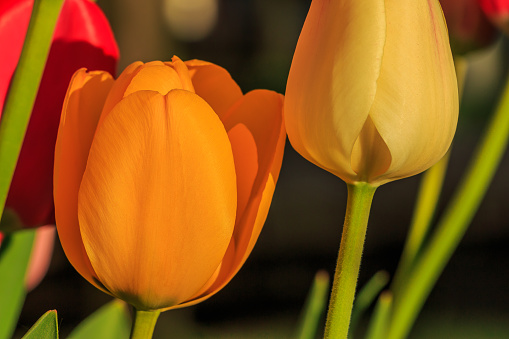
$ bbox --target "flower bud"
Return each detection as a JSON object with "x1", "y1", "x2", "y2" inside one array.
[{"x1": 285, "y1": 0, "x2": 458, "y2": 186}]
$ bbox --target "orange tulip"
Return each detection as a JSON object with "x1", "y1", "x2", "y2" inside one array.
[{"x1": 54, "y1": 56, "x2": 285, "y2": 311}]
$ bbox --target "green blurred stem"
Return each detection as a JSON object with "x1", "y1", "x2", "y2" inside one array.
[
  {"x1": 130, "y1": 309, "x2": 160, "y2": 339},
  {"x1": 0, "y1": 0, "x2": 64, "y2": 218},
  {"x1": 348, "y1": 270, "x2": 389, "y2": 338},
  {"x1": 387, "y1": 65, "x2": 509, "y2": 339},
  {"x1": 324, "y1": 182, "x2": 377, "y2": 339},
  {"x1": 390, "y1": 150, "x2": 450, "y2": 294},
  {"x1": 296, "y1": 270, "x2": 330, "y2": 339},
  {"x1": 365, "y1": 292, "x2": 393, "y2": 339},
  {"x1": 391, "y1": 56, "x2": 467, "y2": 295}
]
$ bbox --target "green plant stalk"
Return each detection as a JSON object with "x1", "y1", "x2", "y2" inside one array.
[
  {"x1": 387, "y1": 68, "x2": 509, "y2": 339},
  {"x1": 324, "y1": 182, "x2": 377, "y2": 339},
  {"x1": 348, "y1": 270, "x2": 389, "y2": 338},
  {"x1": 391, "y1": 56, "x2": 467, "y2": 295},
  {"x1": 0, "y1": 0, "x2": 64, "y2": 218},
  {"x1": 296, "y1": 270, "x2": 330, "y2": 339},
  {"x1": 130, "y1": 309, "x2": 160, "y2": 339},
  {"x1": 364, "y1": 292, "x2": 393, "y2": 339},
  {"x1": 390, "y1": 150, "x2": 450, "y2": 294}
]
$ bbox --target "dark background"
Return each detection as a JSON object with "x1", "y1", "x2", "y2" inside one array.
[{"x1": 15, "y1": 0, "x2": 509, "y2": 337}]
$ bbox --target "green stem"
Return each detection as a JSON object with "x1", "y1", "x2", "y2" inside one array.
[
  {"x1": 295, "y1": 270, "x2": 330, "y2": 339},
  {"x1": 324, "y1": 182, "x2": 377, "y2": 339},
  {"x1": 390, "y1": 150, "x2": 450, "y2": 294},
  {"x1": 391, "y1": 56, "x2": 467, "y2": 295},
  {"x1": 130, "y1": 309, "x2": 160, "y2": 339},
  {"x1": 387, "y1": 64, "x2": 509, "y2": 339},
  {"x1": 0, "y1": 0, "x2": 64, "y2": 218}
]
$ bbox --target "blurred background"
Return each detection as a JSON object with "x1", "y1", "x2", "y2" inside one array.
[{"x1": 14, "y1": 0, "x2": 509, "y2": 337}]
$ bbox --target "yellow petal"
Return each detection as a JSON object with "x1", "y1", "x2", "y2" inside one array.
[
  {"x1": 351, "y1": 116, "x2": 391, "y2": 182},
  {"x1": 54, "y1": 69, "x2": 114, "y2": 293},
  {"x1": 369, "y1": 0, "x2": 458, "y2": 184},
  {"x1": 77, "y1": 90, "x2": 237, "y2": 310},
  {"x1": 185, "y1": 59, "x2": 243, "y2": 119},
  {"x1": 285, "y1": 0, "x2": 387, "y2": 183}
]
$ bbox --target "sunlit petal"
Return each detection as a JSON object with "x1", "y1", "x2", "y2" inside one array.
[
  {"x1": 54, "y1": 69, "x2": 113, "y2": 293},
  {"x1": 77, "y1": 90, "x2": 237, "y2": 310}
]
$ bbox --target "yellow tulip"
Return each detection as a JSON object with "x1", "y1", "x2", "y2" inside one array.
[
  {"x1": 54, "y1": 56, "x2": 285, "y2": 311},
  {"x1": 285, "y1": 0, "x2": 458, "y2": 186}
]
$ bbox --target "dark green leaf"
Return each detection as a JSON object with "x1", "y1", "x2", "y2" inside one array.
[
  {"x1": 69, "y1": 300, "x2": 131, "y2": 339},
  {"x1": 21, "y1": 310, "x2": 58, "y2": 339},
  {"x1": 0, "y1": 229, "x2": 36, "y2": 339}
]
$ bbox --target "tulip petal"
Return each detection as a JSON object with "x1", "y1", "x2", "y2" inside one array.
[
  {"x1": 351, "y1": 116, "x2": 391, "y2": 182},
  {"x1": 100, "y1": 61, "x2": 143, "y2": 118},
  {"x1": 284, "y1": 0, "x2": 387, "y2": 183},
  {"x1": 221, "y1": 90, "x2": 285, "y2": 272},
  {"x1": 165, "y1": 56, "x2": 195, "y2": 92},
  {"x1": 369, "y1": 0, "x2": 458, "y2": 184},
  {"x1": 185, "y1": 59, "x2": 243, "y2": 119},
  {"x1": 54, "y1": 69, "x2": 114, "y2": 292},
  {"x1": 77, "y1": 90, "x2": 237, "y2": 310},
  {"x1": 173, "y1": 90, "x2": 285, "y2": 308},
  {"x1": 123, "y1": 62, "x2": 185, "y2": 97}
]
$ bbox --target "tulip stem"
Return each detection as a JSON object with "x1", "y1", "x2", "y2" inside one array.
[
  {"x1": 130, "y1": 309, "x2": 160, "y2": 339},
  {"x1": 324, "y1": 182, "x2": 377, "y2": 339}
]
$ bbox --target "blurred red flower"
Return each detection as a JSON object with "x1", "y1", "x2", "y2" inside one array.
[
  {"x1": 479, "y1": 0, "x2": 509, "y2": 34},
  {"x1": 440, "y1": 0, "x2": 498, "y2": 54},
  {"x1": 0, "y1": 0, "x2": 118, "y2": 227}
]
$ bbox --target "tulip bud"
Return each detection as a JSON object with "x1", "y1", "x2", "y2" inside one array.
[
  {"x1": 0, "y1": 0, "x2": 118, "y2": 228},
  {"x1": 54, "y1": 57, "x2": 285, "y2": 311},
  {"x1": 285, "y1": 0, "x2": 458, "y2": 186},
  {"x1": 440, "y1": 0, "x2": 498, "y2": 54},
  {"x1": 479, "y1": 0, "x2": 509, "y2": 34}
]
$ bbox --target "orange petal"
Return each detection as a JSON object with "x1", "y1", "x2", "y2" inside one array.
[
  {"x1": 228, "y1": 124, "x2": 258, "y2": 228},
  {"x1": 185, "y1": 59, "x2": 243, "y2": 119},
  {"x1": 123, "y1": 61, "x2": 185, "y2": 97},
  {"x1": 175, "y1": 90, "x2": 285, "y2": 306},
  {"x1": 221, "y1": 89, "x2": 285, "y2": 274},
  {"x1": 54, "y1": 68, "x2": 114, "y2": 293},
  {"x1": 77, "y1": 90, "x2": 237, "y2": 310},
  {"x1": 100, "y1": 61, "x2": 143, "y2": 119},
  {"x1": 165, "y1": 56, "x2": 195, "y2": 92}
]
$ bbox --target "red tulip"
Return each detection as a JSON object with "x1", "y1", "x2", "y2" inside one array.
[
  {"x1": 0, "y1": 0, "x2": 118, "y2": 227},
  {"x1": 479, "y1": 0, "x2": 509, "y2": 34},
  {"x1": 440, "y1": 0, "x2": 498, "y2": 54}
]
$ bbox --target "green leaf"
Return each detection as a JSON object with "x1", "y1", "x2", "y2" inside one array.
[
  {"x1": 365, "y1": 292, "x2": 393, "y2": 339},
  {"x1": 0, "y1": 229, "x2": 36, "y2": 339},
  {"x1": 21, "y1": 310, "x2": 58, "y2": 339},
  {"x1": 295, "y1": 270, "x2": 330, "y2": 339},
  {"x1": 69, "y1": 300, "x2": 131, "y2": 339}
]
